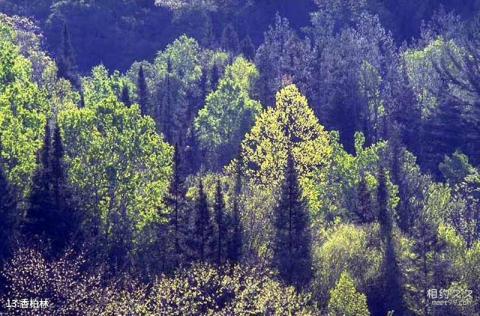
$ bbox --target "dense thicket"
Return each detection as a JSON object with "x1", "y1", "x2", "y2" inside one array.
[{"x1": 1, "y1": 1, "x2": 480, "y2": 315}]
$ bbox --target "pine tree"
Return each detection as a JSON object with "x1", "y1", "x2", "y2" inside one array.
[
  {"x1": 0, "y1": 163, "x2": 16, "y2": 263},
  {"x1": 377, "y1": 166, "x2": 405, "y2": 315},
  {"x1": 227, "y1": 158, "x2": 243, "y2": 264},
  {"x1": 221, "y1": 24, "x2": 240, "y2": 55},
  {"x1": 57, "y1": 23, "x2": 79, "y2": 88},
  {"x1": 211, "y1": 63, "x2": 222, "y2": 91},
  {"x1": 52, "y1": 125, "x2": 81, "y2": 243},
  {"x1": 121, "y1": 85, "x2": 131, "y2": 107},
  {"x1": 214, "y1": 179, "x2": 227, "y2": 265},
  {"x1": 184, "y1": 128, "x2": 201, "y2": 175},
  {"x1": 166, "y1": 144, "x2": 187, "y2": 268},
  {"x1": 22, "y1": 123, "x2": 80, "y2": 257},
  {"x1": 272, "y1": 149, "x2": 312, "y2": 289},
  {"x1": 354, "y1": 174, "x2": 375, "y2": 223},
  {"x1": 240, "y1": 35, "x2": 256, "y2": 60},
  {"x1": 190, "y1": 179, "x2": 215, "y2": 262},
  {"x1": 421, "y1": 98, "x2": 465, "y2": 177},
  {"x1": 79, "y1": 89, "x2": 86, "y2": 108},
  {"x1": 137, "y1": 65, "x2": 149, "y2": 116}
]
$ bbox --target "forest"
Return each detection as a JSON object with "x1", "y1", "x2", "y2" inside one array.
[{"x1": 0, "y1": 0, "x2": 479, "y2": 315}]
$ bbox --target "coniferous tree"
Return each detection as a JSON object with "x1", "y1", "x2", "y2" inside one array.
[
  {"x1": 354, "y1": 174, "x2": 375, "y2": 223},
  {"x1": 23, "y1": 123, "x2": 79, "y2": 256},
  {"x1": 227, "y1": 158, "x2": 243, "y2": 264},
  {"x1": 214, "y1": 179, "x2": 227, "y2": 265},
  {"x1": 51, "y1": 124, "x2": 81, "y2": 247},
  {"x1": 57, "y1": 23, "x2": 79, "y2": 88},
  {"x1": 190, "y1": 179, "x2": 215, "y2": 262},
  {"x1": 137, "y1": 65, "x2": 149, "y2": 116},
  {"x1": 221, "y1": 24, "x2": 240, "y2": 55},
  {"x1": 272, "y1": 149, "x2": 312, "y2": 289},
  {"x1": 184, "y1": 128, "x2": 201, "y2": 175},
  {"x1": 421, "y1": 98, "x2": 465, "y2": 177},
  {"x1": 377, "y1": 166, "x2": 405, "y2": 315},
  {"x1": 121, "y1": 85, "x2": 131, "y2": 107},
  {"x1": 166, "y1": 144, "x2": 187, "y2": 268},
  {"x1": 0, "y1": 163, "x2": 16, "y2": 263},
  {"x1": 240, "y1": 35, "x2": 255, "y2": 60},
  {"x1": 79, "y1": 89, "x2": 86, "y2": 108},
  {"x1": 211, "y1": 63, "x2": 222, "y2": 92}
]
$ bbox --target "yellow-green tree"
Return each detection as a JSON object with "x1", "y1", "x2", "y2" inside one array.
[
  {"x1": 233, "y1": 84, "x2": 332, "y2": 209},
  {"x1": 0, "y1": 21, "x2": 49, "y2": 198},
  {"x1": 195, "y1": 57, "x2": 262, "y2": 168},
  {"x1": 59, "y1": 71, "x2": 173, "y2": 234},
  {"x1": 328, "y1": 271, "x2": 370, "y2": 316}
]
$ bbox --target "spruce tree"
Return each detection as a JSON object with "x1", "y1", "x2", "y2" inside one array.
[
  {"x1": 211, "y1": 63, "x2": 222, "y2": 91},
  {"x1": 421, "y1": 98, "x2": 465, "y2": 177},
  {"x1": 121, "y1": 85, "x2": 131, "y2": 107},
  {"x1": 221, "y1": 24, "x2": 240, "y2": 55},
  {"x1": 23, "y1": 123, "x2": 79, "y2": 257},
  {"x1": 184, "y1": 128, "x2": 201, "y2": 175},
  {"x1": 272, "y1": 149, "x2": 312, "y2": 289},
  {"x1": 137, "y1": 65, "x2": 149, "y2": 116},
  {"x1": 354, "y1": 174, "x2": 374, "y2": 223},
  {"x1": 377, "y1": 166, "x2": 405, "y2": 315},
  {"x1": 214, "y1": 179, "x2": 227, "y2": 265},
  {"x1": 227, "y1": 158, "x2": 243, "y2": 264},
  {"x1": 190, "y1": 179, "x2": 215, "y2": 262},
  {"x1": 23, "y1": 124, "x2": 57, "y2": 253},
  {"x1": 52, "y1": 125, "x2": 81, "y2": 243},
  {"x1": 57, "y1": 23, "x2": 79, "y2": 88},
  {"x1": 0, "y1": 163, "x2": 16, "y2": 263},
  {"x1": 240, "y1": 35, "x2": 256, "y2": 60},
  {"x1": 166, "y1": 144, "x2": 187, "y2": 268}
]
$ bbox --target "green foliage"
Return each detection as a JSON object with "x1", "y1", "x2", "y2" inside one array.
[
  {"x1": 151, "y1": 264, "x2": 317, "y2": 315},
  {"x1": 195, "y1": 57, "x2": 261, "y2": 168},
  {"x1": 234, "y1": 84, "x2": 332, "y2": 211},
  {"x1": 439, "y1": 150, "x2": 476, "y2": 185},
  {"x1": 327, "y1": 271, "x2": 370, "y2": 316},
  {"x1": 59, "y1": 88, "x2": 173, "y2": 232},
  {"x1": 313, "y1": 223, "x2": 382, "y2": 306},
  {"x1": 0, "y1": 21, "x2": 49, "y2": 198},
  {"x1": 312, "y1": 132, "x2": 398, "y2": 222}
]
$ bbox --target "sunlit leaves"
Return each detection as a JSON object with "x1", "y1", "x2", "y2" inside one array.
[
  {"x1": 59, "y1": 92, "x2": 173, "y2": 231},
  {"x1": 0, "y1": 21, "x2": 49, "y2": 198}
]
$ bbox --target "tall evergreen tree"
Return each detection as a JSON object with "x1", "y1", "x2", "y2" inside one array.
[
  {"x1": 354, "y1": 174, "x2": 375, "y2": 223},
  {"x1": 22, "y1": 123, "x2": 80, "y2": 257},
  {"x1": 184, "y1": 128, "x2": 201, "y2": 175},
  {"x1": 166, "y1": 144, "x2": 187, "y2": 268},
  {"x1": 227, "y1": 158, "x2": 243, "y2": 264},
  {"x1": 211, "y1": 63, "x2": 222, "y2": 92},
  {"x1": 272, "y1": 149, "x2": 312, "y2": 289},
  {"x1": 190, "y1": 179, "x2": 215, "y2": 262},
  {"x1": 377, "y1": 165, "x2": 405, "y2": 315},
  {"x1": 121, "y1": 85, "x2": 131, "y2": 107},
  {"x1": 57, "y1": 23, "x2": 79, "y2": 88},
  {"x1": 421, "y1": 98, "x2": 465, "y2": 177},
  {"x1": 137, "y1": 65, "x2": 149, "y2": 116},
  {"x1": 214, "y1": 179, "x2": 227, "y2": 265},
  {"x1": 240, "y1": 35, "x2": 256, "y2": 60},
  {"x1": 221, "y1": 23, "x2": 240, "y2": 56},
  {"x1": 0, "y1": 163, "x2": 16, "y2": 263}
]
